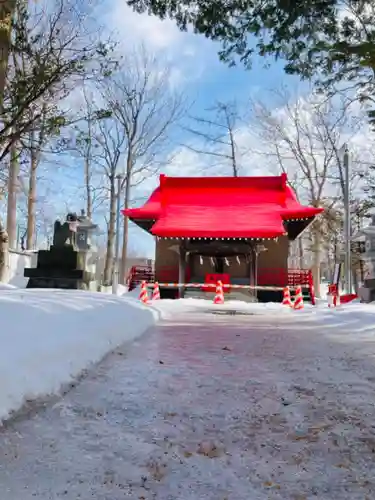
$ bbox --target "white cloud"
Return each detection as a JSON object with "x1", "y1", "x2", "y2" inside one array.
[
  {"x1": 102, "y1": 0, "x2": 218, "y2": 86},
  {"x1": 107, "y1": 2, "x2": 186, "y2": 52}
]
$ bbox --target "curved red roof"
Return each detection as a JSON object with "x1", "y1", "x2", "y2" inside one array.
[
  {"x1": 123, "y1": 173, "x2": 323, "y2": 239},
  {"x1": 125, "y1": 186, "x2": 161, "y2": 220}
]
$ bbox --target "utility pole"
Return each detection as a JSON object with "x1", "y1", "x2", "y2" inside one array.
[
  {"x1": 112, "y1": 174, "x2": 123, "y2": 295},
  {"x1": 343, "y1": 145, "x2": 352, "y2": 293}
]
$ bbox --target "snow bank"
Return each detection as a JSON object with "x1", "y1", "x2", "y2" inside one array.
[
  {"x1": 0, "y1": 289, "x2": 158, "y2": 423},
  {"x1": 0, "y1": 282, "x2": 17, "y2": 290},
  {"x1": 153, "y1": 296, "x2": 375, "y2": 335},
  {"x1": 100, "y1": 284, "x2": 129, "y2": 295}
]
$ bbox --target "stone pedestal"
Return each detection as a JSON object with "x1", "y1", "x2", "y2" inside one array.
[
  {"x1": 77, "y1": 250, "x2": 98, "y2": 291},
  {"x1": 24, "y1": 245, "x2": 93, "y2": 289}
]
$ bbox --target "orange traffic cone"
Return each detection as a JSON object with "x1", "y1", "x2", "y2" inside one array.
[
  {"x1": 293, "y1": 286, "x2": 304, "y2": 310},
  {"x1": 282, "y1": 286, "x2": 293, "y2": 307},
  {"x1": 213, "y1": 280, "x2": 224, "y2": 304},
  {"x1": 139, "y1": 281, "x2": 149, "y2": 304},
  {"x1": 152, "y1": 282, "x2": 160, "y2": 300}
]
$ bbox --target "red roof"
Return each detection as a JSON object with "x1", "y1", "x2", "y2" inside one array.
[
  {"x1": 123, "y1": 173, "x2": 323, "y2": 239},
  {"x1": 126, "y1": 186, "x2": 161, "y2": 220}
]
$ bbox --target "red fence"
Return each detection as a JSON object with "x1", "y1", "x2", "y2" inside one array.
[
  {"x1": 127, "y1": 265, "x2": 315, "y2": 303},
  {"x1": 258, "y1": 268, "x2": 312, "y2": 287}
]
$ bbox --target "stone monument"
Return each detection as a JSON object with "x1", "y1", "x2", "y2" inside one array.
[
  {"x1": 24, "y1": 211, "x2": 99, "y2": 290},
  {"x1": 355, "y1": 214, "x2": 375, "y2": 303}
]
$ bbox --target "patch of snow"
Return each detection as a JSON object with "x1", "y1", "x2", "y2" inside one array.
[
  {"x1": 0, "y1": 282, "x2": 17, "y2": 290},
  {"x1": 320, "y1": 281, "x2": 329, "y2": 298},
  {"x1": 152, "y1": 297, "x2": 375, "y2": 334},
  {"x1": 127, "y1": 285, "x2": 141, "y2": 297},
  {"x1": 100, "y1": 284, "x2": 129, "y2": 296},
  {"x1": 0, "y1": 289, "x2": 157, "y2": 423},
  {"x1": 153, "y1": 297, "x2": 310, "y2": 319},
  {"x1": 117, "y1": 284, "x2": 128, "y2": 295}
]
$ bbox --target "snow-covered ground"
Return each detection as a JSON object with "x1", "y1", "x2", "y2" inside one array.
[
  {"x1": 155, "y1": 296, "x2": 372, "y2": 331},
  {"x1": 0, "y1": 297, "x2": 375, "y2": 498},
  {"x1": 0, "y1": 282, "x2": 17, "y2": 290},
  {"x1": 0, "y1": 288, "x2": 157, "y2": 423}
]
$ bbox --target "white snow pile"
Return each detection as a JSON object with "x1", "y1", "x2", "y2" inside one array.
[
  {"x1": 0, "y1": 289, "x2": 158, "y2": 423},
  {"x1": 100, "y1": 284, "x2": 129, "y2": 295},
  {"x1": 0, "y1": 282, "x2": 17, "y2": 290},
  {"x1": 154, "y1": 296, "x2": 375, "y2": 335}
]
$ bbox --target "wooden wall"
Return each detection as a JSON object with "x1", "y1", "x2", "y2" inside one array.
[{"x1": 155, "y1": 236, "x2": 289, "y2": 282}]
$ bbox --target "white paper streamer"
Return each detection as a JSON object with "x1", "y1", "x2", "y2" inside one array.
[
  {"x1": 236, "y1": 256, "x2": 241, "y2": 265},
  {"x1": 210, "y1": 257, "x2": 215, "y2": 267},
  {"x1": 200, "y1": 255, "x2": 203, "y2": 265},
  {"x1": 224, "y1": 257, "x2": 229, "y2": 267}
]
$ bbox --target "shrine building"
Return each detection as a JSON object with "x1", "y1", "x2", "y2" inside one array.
[{"x1": 123, "y1": 173, "x2": 323, "y2": 302}]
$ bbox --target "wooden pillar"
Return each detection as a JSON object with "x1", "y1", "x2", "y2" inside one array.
[
  {"x1": 178, "y1": 242, "x2": 186, "y2": 299},
  {"x1": 247, "y1": 251, "x2": 253, "y2": 298},
  {"x1": 253, "y1": 248, "x2": 258, "y2": 300},
  {"x1": 249, "y1": 245, "x2": 257, "y2": 300}
]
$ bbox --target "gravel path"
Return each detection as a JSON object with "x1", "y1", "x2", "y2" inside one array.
[{"x1": 1, "y1": 306, "x2": 375, "y2": 499}]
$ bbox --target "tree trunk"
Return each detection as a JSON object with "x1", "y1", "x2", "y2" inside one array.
[
  {"x1": 311, "y1": 223, "x2": 321, "y2": 298},
  {"x1": 119, "y1": 174, "x2": 131, "y2": 285},
  {"x1": 119, "y1": 152, "x2": 133, "y2": 285},
  {"x1": 26, "y1": 152, "x2": 38, "y2": 249},
  {"x1": 0, "y1": 1, "x2": 16, "y2": 111},
  {"x1": 84, "y1": 158, "x2": 92, "y2": 219},
  {"x1": 0, "y1": 217, "x2": 9, "y2": 282},
  {"x1": 103, "y1": 177, "x2": 116, "y2": 286},
  {"x1": 6, "y1": 143, "x2": 18, "y2": 249},
  {"x1": 298, "y1": 238, "x2": 304, "y2": 269},
  {"x1": 228, "y1": 128, "x2": 238, "y2": 177}
]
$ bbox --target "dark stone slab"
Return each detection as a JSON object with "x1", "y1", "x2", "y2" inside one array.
[
  {"x1": 24, "y1": 268, "x2": 84, "y2": 280},
  {"x1": 36, "y1": 247, "x2": 79, "y2": 270}
]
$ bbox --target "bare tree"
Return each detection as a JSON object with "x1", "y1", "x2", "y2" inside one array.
[
  {"x1": 6, "y1": 142, "x2": 19, "y2": 248},
  {"x1": 67, "y1": 86, "x2": 110, "y2": 220},
  {"x1": 101, "y1": 47, "x2": 185, "y2": 283},
  {"x1": 25, "y1": 104, "x2": 50, "y2": 249},
  {"x1": 80, "y1": 87, "x2": 95, "y2": 220},
  {"x1": 248, "y1": 88, "x2": 366, "y2": 296},
  {"x1": 0, "y1": 1, "x2": 16, "y2": 110},
  {"x1": 183, "y1": 101, "x2": 242, "y2": 176},
  {"x1": 94, "y1": 117, "x2": 126, "y2": 286},
  {"x1": 0, "y1": 0, "x2": 117, "y2": 278}
]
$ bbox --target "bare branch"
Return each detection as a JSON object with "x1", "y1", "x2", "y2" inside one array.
[{"x1": 182, "y1": 100, "x2": 242, "y2": 176}]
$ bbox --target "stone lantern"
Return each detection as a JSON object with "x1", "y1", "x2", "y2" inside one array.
[
  {"x1": 76, "y1": 209, "x2": 99, "y2": 252},
  {"x1": 355, "y1": 214, "x2": 375, "y2": 302},
  {"x1": 23, "y1": 210, "x2": 100, "y2": 290},
  {"x1": 75, "y1": 210, "x2": 99, "y2": 290}
]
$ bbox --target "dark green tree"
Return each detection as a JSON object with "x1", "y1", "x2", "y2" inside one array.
[{"x1": 127, "y1": 0, "x2": 375, "y2": 119}]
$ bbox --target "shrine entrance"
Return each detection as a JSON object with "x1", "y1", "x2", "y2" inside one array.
[{"x1": 183, "y1": 239, "x2": 258, "y2": 300}]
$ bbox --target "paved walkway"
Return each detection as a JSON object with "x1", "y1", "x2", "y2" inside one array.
[{"x1": 1, "y1": 308, "x2": 375, "y2": 499}]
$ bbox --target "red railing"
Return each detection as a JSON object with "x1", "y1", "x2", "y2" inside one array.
[
  {"x1": 127, "y1": 265, "x2": 154, "y2": 291},
  {"x1": 258, "y1": 268, "x2": 311, "y2": 286},
  {"x1": 128, "y1": 265, "x2": 315, "y2": 303},
  {"x1": 258, "y1": 268, "x2": 314, "y2": 304}
]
